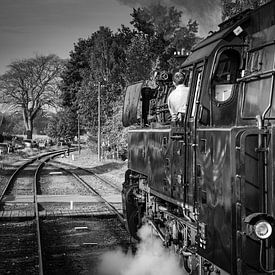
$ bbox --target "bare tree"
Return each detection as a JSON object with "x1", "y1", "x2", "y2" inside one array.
[{"x1": 0, "y1": 54, "x2": 64, "y2": 139}]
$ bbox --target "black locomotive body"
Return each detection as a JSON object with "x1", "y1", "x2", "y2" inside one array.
[{"x1": 122, "y1": 2, "x2": 275, "y2": 274}]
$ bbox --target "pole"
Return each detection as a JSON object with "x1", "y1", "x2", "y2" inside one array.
[
  {"x1": 78, "y1": 113, "x2": 80, "y2": 154},
  {"x1": 98, "y1": 82, "x2": 101, "y2": 161}
]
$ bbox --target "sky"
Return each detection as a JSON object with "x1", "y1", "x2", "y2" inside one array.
[{"x1": 0, "y1": 0, "x2": 222, "y2": 75}]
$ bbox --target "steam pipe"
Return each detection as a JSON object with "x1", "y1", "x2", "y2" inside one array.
[
  {"x1": 147, "y1": 220, "x2": 165, "y2": 242},
  {"x1": 161, "y1": 207, "x2": 192, "y2": 223}
]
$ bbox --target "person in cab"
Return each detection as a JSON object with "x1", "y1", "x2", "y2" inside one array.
[{"x1": 167, "y1": 71, "x2": 189, "y2": 124}]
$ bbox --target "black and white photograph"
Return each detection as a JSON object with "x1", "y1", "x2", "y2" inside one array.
[{"x1": 0, "y1": 0, "x2": 274, "y2": 274}]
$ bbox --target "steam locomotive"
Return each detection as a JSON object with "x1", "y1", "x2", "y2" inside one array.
[{"x1": 122, "y1": 2, "x2": 275, "y2": 274}]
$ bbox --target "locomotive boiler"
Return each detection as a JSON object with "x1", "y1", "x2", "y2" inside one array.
[{"x1": 122, "y1": 2, "x2": 275, "y2": 274}]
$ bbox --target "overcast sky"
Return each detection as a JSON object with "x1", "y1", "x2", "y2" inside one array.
[{"x1": 0, "y1": 0, "x2": 221, "y2": 74}]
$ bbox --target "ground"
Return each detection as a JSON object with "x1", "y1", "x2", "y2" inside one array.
[
  {"x1": 55, "y1": 148, "x2": 127, "y2": 189},
  {"x1": 0, "y1": 147, "x2": 131, "y2": 275},
  {"x1": 0, "y1": 147, "x2": 127, "y2": 193}
]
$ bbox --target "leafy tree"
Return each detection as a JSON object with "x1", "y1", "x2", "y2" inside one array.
[
  {"x1": 46, "y1": 114, "x2": 59, "y2": 139},
  {"x1": 115, "y1": 25, "x2": 137, "y2": 49},
  {"x1": 46, "y1": 109, "x2": 77, "y2": 140},
  {"x1": 124, "y1": 34, "x2": 153, "y2": 83},
  {"x1": 1, "y1": 110, "x2": 50, "y2": 136},
  {"x1": 88, "y1": 27, "x2": 116, "y2": 82},
  {"x1": 222, "y1": 0, "x2": 269, "y2": 20},
  {"x1": 60, "y1": 38, "x2": 94, "y2": 111},
  {"x1": 70, "y1": 26, "x2": 135, "y2": 154},
  {"x1": 168, "y1": 19, "x2": 199, "y2": 69},
  {"x1": 0, "y1": 54, "x2": 64, "y2": 139},
  {"x1": 0, "y1": 113, "x2": 25, "y2": 135},
  {"x1": 59, "y1": 3, "x2": 199, "y2": 154},
  {"x1": 129, "y1": 3, "x2": 199, "y2": 71},
  {"x1": 130, "y1": 3, "x2": 182, "y2": 38},
  {"x1": 61, "y1": 25, "x2": 135, "y2": 132},
  {"x1": 33, "y1": 110, "x2": 51, "y2": 135},
  {"x1": 171, "y1": 20, "x2": 199, "y2": 54},
  {"x1": 76, "y1": 78, "x2": 98, "y2": 130},
  {"x1": 101, "y1": 97, "x2": 128, "y2": 159},
  {"x1": 75, "y1": 26, "x2": 131, "y2": 129},
  {"x1": 59, "y1": 36, "x2": 96, "y2": 142}
]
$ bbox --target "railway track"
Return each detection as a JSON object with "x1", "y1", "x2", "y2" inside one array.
[
  {"x1": 0, "y1": 150, "x2": 65, "y2": 275},
  {"x1": 47, "y1": 160, "x2": 124, "y2": 219},
  {"x1": 0, "y1": 150, "x2": 131, "y2": 275}
]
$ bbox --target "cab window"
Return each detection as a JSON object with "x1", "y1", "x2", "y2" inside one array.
[
  {"x1": 212, "y1": 49, "x2": 241, "y2": 103},
  {"x1": 242, "y1": 43, "x2": 275, "y2": 118}
]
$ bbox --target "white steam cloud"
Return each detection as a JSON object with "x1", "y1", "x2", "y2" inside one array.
[{"x1": 98, "y1": 224, "x2": 188, "y2": 275}]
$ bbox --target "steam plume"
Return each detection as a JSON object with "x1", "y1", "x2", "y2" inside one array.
[
  {"x1": 170, "y1": 0, "x2": 222, "y2": 35},
  {"x1": 116, "y1": 0, "x2": 222, "y2": 36},
  {"x1": 98, "y1": 224, "x2": 188, "y2": 275}
]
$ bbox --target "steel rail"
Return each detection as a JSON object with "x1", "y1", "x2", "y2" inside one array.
[
  {"x1": 34, "y1": 160, "x2": 44, "y2": 275},
  {"x1": 77, "y1": 166, "x2": 122, "y2": 192},
  {"x1": 0, "y1": 150, "x2": 66, "y2": 202},
  {"x1": 16, "y1": 152, "x2": 125, "y2": 275},
  {"x1": 49, "y1": 159, "x2": 122, "y2": 192},
  {"x1": 33, "y1": 151, "x2": 71, "y2": 275},
  {"x1": 31, "y1": 159, "x2": 125, "y2": 274},
  {"x1": 56, "y1": 166, "x2": 125, "y2": 226},
  {"x1": 0, "y1": 156, "x2": 37, "y2": 201},
  {"x1": 0, "y1": 149, "x2": 67, "y2": 275},
  {"x1": 73, "y1": 172, "x2": 125, "y2": 225}
]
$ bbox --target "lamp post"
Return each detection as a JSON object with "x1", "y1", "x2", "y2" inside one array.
[
  {"x1": 77, "y1": 111, "x2": 80, "y2": 154},
  {"x1": 98, "y1": 82, "x2": 101, "y2": 161}
]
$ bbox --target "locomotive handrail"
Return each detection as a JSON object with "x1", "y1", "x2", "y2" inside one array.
[
  {"x1": 237, "y1": 69, "x2": 275, "y2": 82},
  {"x1": 263, "y1": 78, "x2": 275, "y2": 120},
  {"x1": 263, "y1": 53, "x2": 275, "y2": 120}
]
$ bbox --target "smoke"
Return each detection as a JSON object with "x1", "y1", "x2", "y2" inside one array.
[
  {"x1": 97, "y1": 224, "x2": 188, "y2": 275},
  {"x1": 116, "y1": 0, "x2": 222, "y2": 36},
  {"x1": 170, "y1": 0, "x2": 222, "y2": 35}
]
